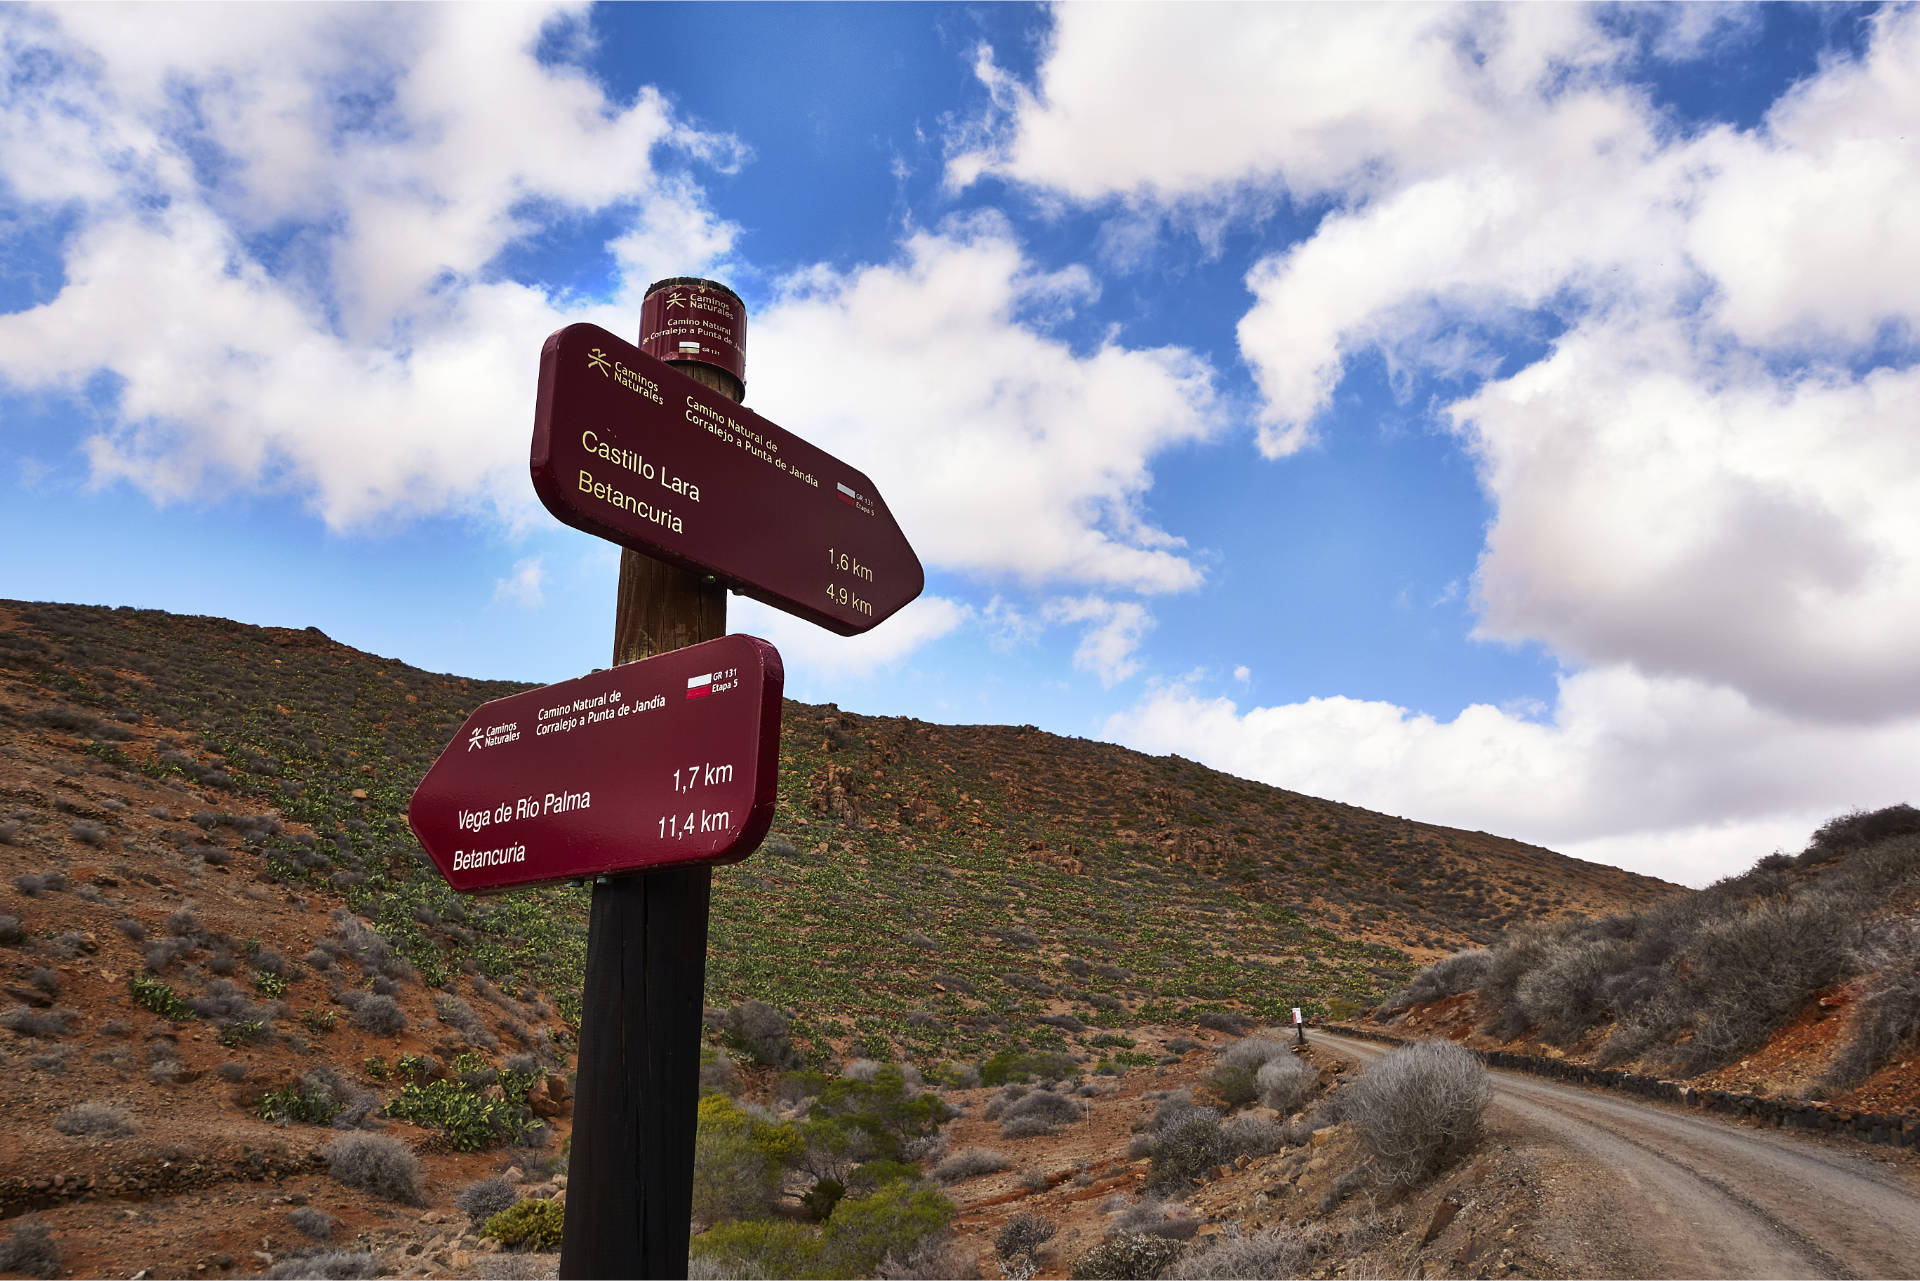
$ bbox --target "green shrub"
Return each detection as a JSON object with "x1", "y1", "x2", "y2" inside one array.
[
  {"x1": 693, "y1": 1219, "x2": 820, "y2": 1279},
  {"x1": 693, "y1": 1093, "x2": 805, "y2": 1224},
  {"x1": 218, "y1": 1018, "x2": 269, "y2": 1046},
  {"x1": 260, "y1": 1078, "x2": 340, "y2": 1126},
  {"x1": 690, "y1": 1181, "x2": 951, "y2": 1279},
  {"x1": 254, "y1": 971, "x2": 289, "y2": 997},
  {"x1": 817, "y1": 1181, "x2": 952, "y2": 1278},
  {"x1": 803, "y1": 1064, "x2": 945, "y2": 1161},
  {"x1": 302, "y1": 1008, "x2": 337, "y2": 1034},
  {"x1": 848, "y1": 1159, "x2": 917, "y2": 1193},
  {"x1": 483, "y1": 1199, "x2": 563, "y2": 1251},
  {"x1": 1208, "y1": 1065, "x2": 1259, "y2": 1108},
  {"x1": 801, "y1": 1176, "x2": 845, "y2": 1222},
  {"x1": 979, "y1": 1049, "x2": 1076, "y2": 1086},
  {"x1": 385, "y1": 1079, "x2": 515, "y2": 1151},
  {"x1": 128, "y1": 973, "x2": 193, "y2": 1021}
]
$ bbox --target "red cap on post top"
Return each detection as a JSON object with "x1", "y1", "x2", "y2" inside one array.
[{"x1": 641, "y1": 277, "x2": 746, "y2": 396}]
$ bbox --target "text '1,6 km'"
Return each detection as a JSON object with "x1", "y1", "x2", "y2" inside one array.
[
  {"x1": 531, "y1": 322, "x2": 924, "y2": 636},
  {"x1": 406, "y1": 635, "x2": 783, "y2": 892}
]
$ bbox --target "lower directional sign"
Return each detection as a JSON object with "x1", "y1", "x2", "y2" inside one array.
[{"x1": 407, "y1": 635, "x2": 782, "y2": 892}]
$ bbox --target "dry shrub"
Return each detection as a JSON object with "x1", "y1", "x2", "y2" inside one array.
[
  {"x1": 344, "y1": 992, "x2": 406, "y2": 1036},
  {"x1": 322, "y1": 1133, "x2": 425, "y2": 1204},
  {"x1": 264, "y1": 1251, "x2": 378, "y2": 1279},
  {"x1": 1347, "y1": 1041, "x2": 1490, "y2": 1186},
  {"x1": 1069, "y1": 1232, "x2": 1184, "y2": 1280},
  {"x1": 997, "y1": 1090, "x2": 1081, "y2": 1139},
  {"x1": 1215, "y1": 1038, "x2": 1290, "y2": 1072},
  {"x1": 1109, "y1": 1196, "x2": 1200, "y2": 1240},
  {"x1": 1143, "y1": 1110, "x2": 1222, "y2": 1196},
  {"x1": 1380, "y1": 947, "x2": 1495, "y2": 1015},
  {"x1": 1165, "y1": 1228, "x2": 1309, "y2": 1280},
  {"x1": 725, "y1": 1000, "x2": 799, "y2": 1069},
  {"x1": 1661, "y1": 891, "x2": 1859, "y2": 1073},
  {"x1": 1255, "y1": 1053, "x2": 1316, "y2": 1114},
  {"x1": 1800, "y1": 804, "x2": 1920, "y2": 864},
  {"x1": 1821, "y1": 918, "x2": 1920, "y2": 1093},
  {"x1": 0, "y1": 1222, "x2": 58, "y2": 1278},
  {"x1": 1, "y1": 1007, "x2": 76, "y2": 1038},
  {"x1": 53, "y1": 1101, "x2": 133, "y2": 1137},
  {"x1": 994, "y1": 1213, "x2": 1057, "y2": 1268},
  {"x1": 1220, "y1": 1113, "x2": 1283, "y2": 1159},
  {"x1": 925, "y1": 1144, "x2": 1006, "y2": 1190},
  {"x1": 287, "y1": 1207, "x2": 339, "y2": 1241},
  {"x1": 1514, "y1": 936, "x2": 1633, "y2": 1044}
]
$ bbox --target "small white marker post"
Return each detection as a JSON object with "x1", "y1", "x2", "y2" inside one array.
[{"x1": 1293, "y1": 1005, "x2": 1305, "y2": 1046}]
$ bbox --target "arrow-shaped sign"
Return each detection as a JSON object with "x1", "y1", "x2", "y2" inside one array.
[
  {"x1": 408, "y1": 635, "x2": 782, "y2": 892},
  {"x1": 532, "y1": 323, "x2": 923, "y2": 635}
]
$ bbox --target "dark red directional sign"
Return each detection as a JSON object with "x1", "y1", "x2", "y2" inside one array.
[
  {"x1": 531, "y1": 323, "x2": 923, "y2": 636},
  {"x1": 407, "y1": 635, "x2": 782, "y2": 893}
]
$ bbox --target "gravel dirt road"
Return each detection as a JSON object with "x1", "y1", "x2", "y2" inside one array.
[{"x1": 1316, "y1": 1030, "x2": 1920, "y2": 1279}]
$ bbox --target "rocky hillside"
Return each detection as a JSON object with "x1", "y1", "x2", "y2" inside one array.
[
  {"x1": 0, "y1": 598, "x2": 1682, "y2": 1276},
  {"x1": 0, "y1": 599, "x2": 1678, "y2": 1060},
  {"x1": 1370, "y1": 807, "x2": 1920, "y2": 1119}
]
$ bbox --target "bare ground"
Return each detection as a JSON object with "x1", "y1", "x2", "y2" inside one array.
[{"x1": 1316, "y1": 1031, "x2": 1920, "y2": 1280}]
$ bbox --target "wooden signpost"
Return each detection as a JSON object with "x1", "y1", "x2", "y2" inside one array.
[{"x1": 409, "y1": 276, "x2": 920, "y2": 1279}]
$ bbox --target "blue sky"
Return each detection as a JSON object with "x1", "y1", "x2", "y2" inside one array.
[{"x1": 4, "y1": 3, "x2": 1918, "y2": 886}]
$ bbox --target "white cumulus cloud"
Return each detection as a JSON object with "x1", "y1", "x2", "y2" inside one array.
[
  {"x1": 747, "y1": 222, "x2": 1225, "y2": 596},
  {"x1": 1044, "y1": 595, "x2": 1152, "y2": 688},
  {"x1": 952, "y1": 3, "x2": 1920, "y2": 881},
  {"x1": 730, "y1": 594, "x2": 969, "y2": 683},
  {"x1": 493, "y1": 557, "x2": 545, "y2": 609},
  {"x1": 0, "y1": 4, "x2": 740, "y2": 531},
  {"x1": 1105, "y1": 668, "x2": 1920, "y2": 887}
]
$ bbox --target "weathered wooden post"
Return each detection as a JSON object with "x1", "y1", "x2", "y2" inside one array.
[
  {"x1": 414, "y1": 275, "x2": 921, "y2": 1280},
  {"x1": 560, "y1": 278, "x2": 747, "y2": 1281}
]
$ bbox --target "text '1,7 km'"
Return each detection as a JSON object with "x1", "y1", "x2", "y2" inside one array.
[
  {"x1": 531, "y1": 322, "x2": 923, "y2": 636},
  {"x1": 406, "y1": 635, "x2": 783, "y2": 892}
]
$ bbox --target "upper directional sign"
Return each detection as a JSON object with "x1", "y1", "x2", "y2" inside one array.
[
  {"x1": 408, "y1": 635, "x2": 783, "y2": 893},
  {"x1": 532, "y1": 323, "x2": 924, "y2": 636}
]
